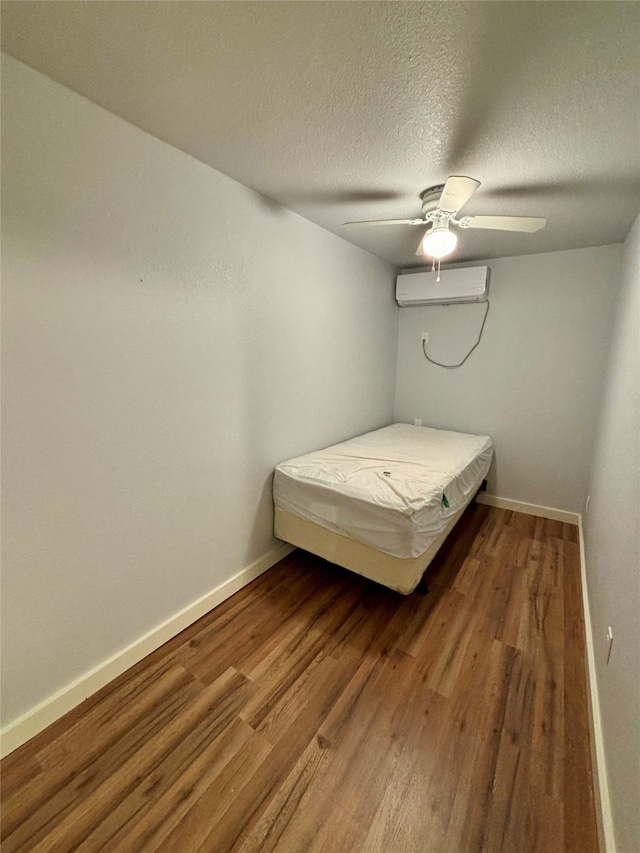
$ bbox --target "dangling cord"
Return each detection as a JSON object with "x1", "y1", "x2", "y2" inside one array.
[
  {"x1": 421, "y1": 300, "x2": 491, "y2": 369},
  {"x1": 431, "y1": 258, "x2": 436, "y2": 273},
  {"x1": 436, "y1": 258, "x2": 441, "y2": 282}
]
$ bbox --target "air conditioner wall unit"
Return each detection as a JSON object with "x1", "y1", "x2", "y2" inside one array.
[{"x1": 396, "y1": 266, "x2": 489, "y2": 306}]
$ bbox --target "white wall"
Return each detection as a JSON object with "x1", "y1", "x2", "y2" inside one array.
[
  {"x1": 584, "y1": 213, "x2": 639, "y2": 853},
  {"x1": 0, "y1": 55, "x2": 397, "y2": 727},
  {"x1": 394, "y1": 246, "x2": 621, "y2": 512}
]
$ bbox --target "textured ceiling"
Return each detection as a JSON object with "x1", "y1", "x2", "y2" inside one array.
[{"x1": 2, "y1": 1, "x2": 639, "y2": 268}]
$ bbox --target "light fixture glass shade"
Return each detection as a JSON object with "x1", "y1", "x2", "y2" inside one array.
[{"x1": 421, "y1": 226, "x2": 458, "y2": 259}]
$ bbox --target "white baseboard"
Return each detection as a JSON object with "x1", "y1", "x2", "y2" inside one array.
[
  {"x1": 578, "y1": 518, "x2": 615, "y2": 853},
  {"x1": 477, "y1": 493, "x2": 580, "y2": 525},
  {"x1": 0, "y1": 541, "x2": 294, "y2": 759}
]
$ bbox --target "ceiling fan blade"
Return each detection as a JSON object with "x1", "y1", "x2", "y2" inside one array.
[
  {"x1": 343, "y1": 218, "x2": 425, "y2": 227},
  {"x1": 437, "y1": 176, "x2": 481, "y2": 214},
  {"x1": 460, "y1": 215, "x2": 547, "y2": 232}
]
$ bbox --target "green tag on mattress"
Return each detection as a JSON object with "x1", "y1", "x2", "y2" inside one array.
[{"x1": 442, "y1": 493, "x2": 450, "y2": 508}]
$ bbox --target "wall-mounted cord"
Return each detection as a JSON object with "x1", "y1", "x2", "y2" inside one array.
[{"x1": 422, "y1": 300, "x2": 490, "y2": 369}]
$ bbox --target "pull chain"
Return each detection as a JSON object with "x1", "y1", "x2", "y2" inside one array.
[{"x1": 436, "y1": 258, "x2": 441, "y2": 282}]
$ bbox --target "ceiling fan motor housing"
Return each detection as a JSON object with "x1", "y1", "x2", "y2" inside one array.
[{"x1": 420, "y1": 185, "x2": 446, "y2": 217}]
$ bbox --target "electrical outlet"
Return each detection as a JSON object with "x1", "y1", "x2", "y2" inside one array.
[
  {"x1": 585, "y1": 495, "x2": 591, "y2": 515},
  {"x1": 413, "y1": 418, "x2": 423, "y2": 427},
  {"x1": 606, "y1": 626, "x2": 614, "y2": 665},
  {"x1": 421, "y1": 332, "x2": 428, "y2": 344}
]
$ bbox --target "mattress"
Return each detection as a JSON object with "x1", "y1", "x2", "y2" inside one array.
[{"x1": 273, "y1": 423, "x2": 493, "y2": 559}]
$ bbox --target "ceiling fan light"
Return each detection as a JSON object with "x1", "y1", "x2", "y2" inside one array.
[{"x1": 420, "y1": 226, "x2": 458, "y2": 259}]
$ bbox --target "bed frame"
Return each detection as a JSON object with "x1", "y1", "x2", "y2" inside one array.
[{"x1": 274, "y1": 480, "x2": 485, "y2": 594}]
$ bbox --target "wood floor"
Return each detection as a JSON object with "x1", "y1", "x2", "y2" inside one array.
[{"x1": 1, "y1": 506, "x2": 599, "y2": 853}]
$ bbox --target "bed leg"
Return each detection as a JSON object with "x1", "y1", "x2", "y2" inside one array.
[
  {"x1": 472, "y1": 479, "x2": 488, "y2": 510},
  {"x1": 416, "y1": 576, "x2": 430, "y2": 595}
]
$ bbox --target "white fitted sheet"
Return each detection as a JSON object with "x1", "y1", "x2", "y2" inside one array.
[{"x1": 273, "y1": 423, "x2": 493, "y2": 559}]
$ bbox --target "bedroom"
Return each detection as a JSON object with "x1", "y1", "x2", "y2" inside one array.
[{"x1": 1, "y1": 2, "x2": 638, "y2": 851}]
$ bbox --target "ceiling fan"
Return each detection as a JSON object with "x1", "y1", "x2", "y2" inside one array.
[{"x1": 343, "y1": 176, "x2": 546, "y2": 261}]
